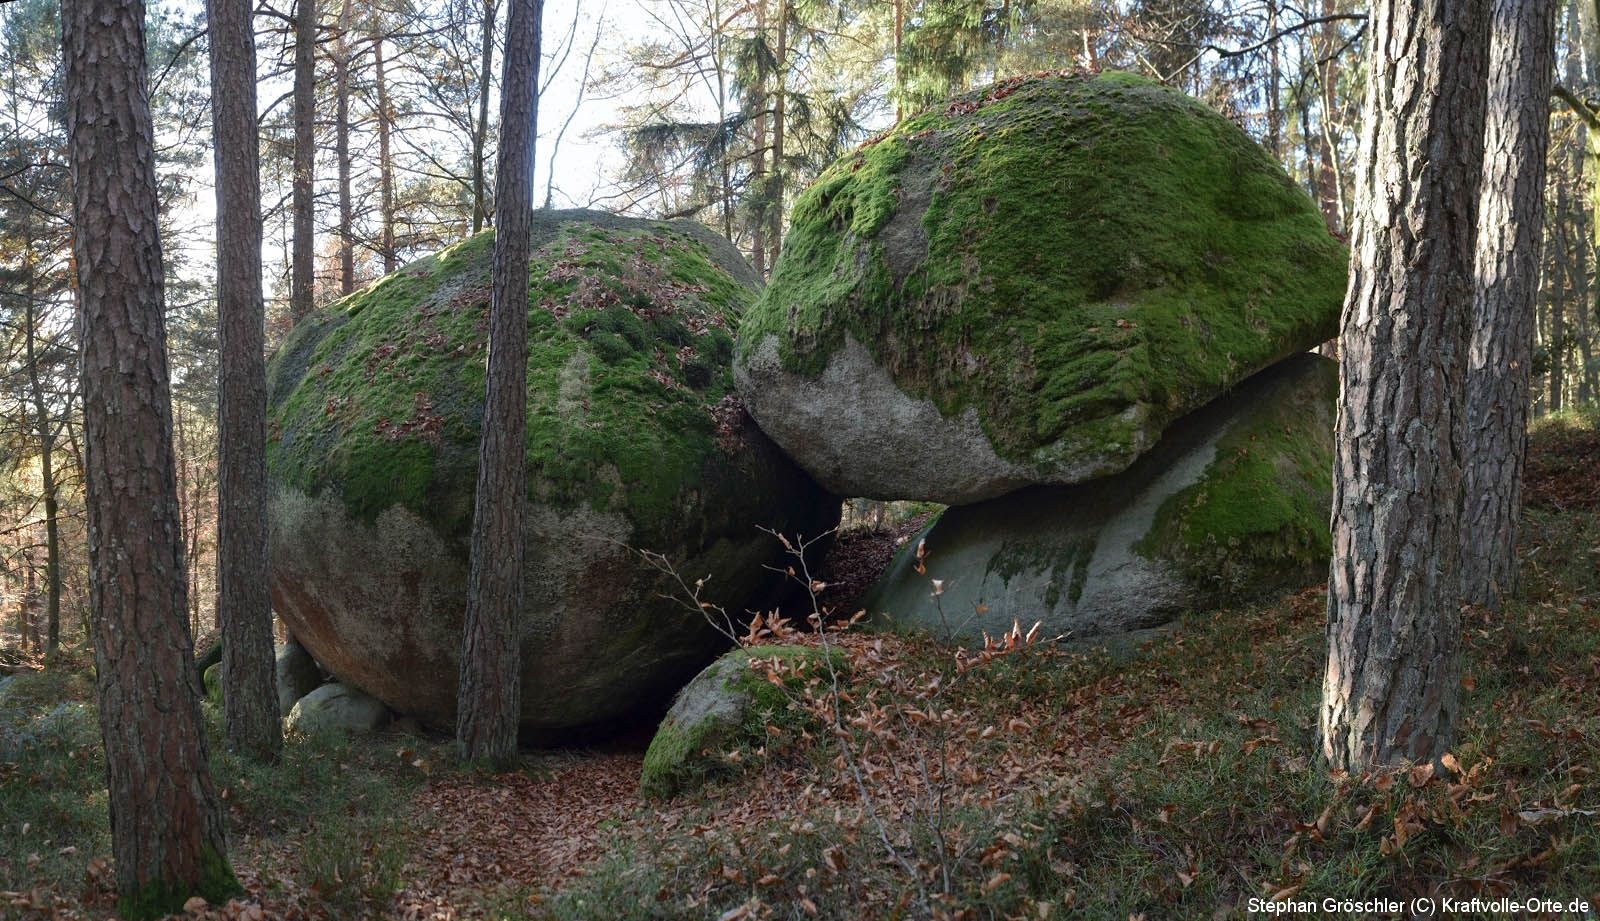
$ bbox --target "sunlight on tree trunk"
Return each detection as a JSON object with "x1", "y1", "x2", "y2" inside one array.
[
  {"x1": 457, "y1": 0, "x2": 542, "y2": 769},
  {"x1": 1460, "y1": 0, "x2": 1558, "y2": 610},
  {"x1": 1320, "y1": 0, "x2": 1491, "y2": 772},
  {"x1": 62, "y1": 0, "x2": 239, "y2": 909},
  {"x1": 210, "y1": 0, "x2": 282, "y2": 763}
]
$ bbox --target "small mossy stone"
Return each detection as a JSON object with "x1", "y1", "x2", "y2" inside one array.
[
  {"x1": 266, "y1": 209, "x2": 839, "y2": 739},
  {"x1": 864, "y1": 353, "x2": 1336, "y2": 642},
  {"x1": 641, "y1": 644, "x2": 847, "y2": 799},
  {"x1": 737, "y1": 72, "x2": 1348, "y2": 503},
  {"x1": 195, "y1": 637, "x2": 222, "y2": 675},
  {"x1": 202, "y1": 662, "x2": 222, "y2": 706}
]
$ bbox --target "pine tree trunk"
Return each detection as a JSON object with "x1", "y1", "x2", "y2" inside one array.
[
  {"x1": 471, "y1": 0, "x2": 498, "y2": 234},
  {"x1": 291, "y1": 0, "x2": 317, "y2": 320},
  {"x1": 768, "y1": 0, "x2": 787, "y2": 273},
  {"x1": 210, "y1": 0, "x2": 283, "y2": 763},
  {"x1": 21, "y1": 260, "x2": 62, "y2": 659},
  {"x1": 61, "y1": 0, "x2": 239, "y2": 910},
  {"x1": 1314, "y1": 0, "x2": 1347, "y2": 231},
  {"x1": 750, "y1": 0, "x2": 768, "y2": 277},
  {"x1": 1265, "y1": 0, "x2": 1282, "y2": 160},
  {"x1": 335, "y1": 0, "x2": 355, "y2": 296},
  {"x1": 1460, "y1": 0, "x2": 1556, "y2": 609},
  {"x1": 457, "y1": 0, "x2": 542, "y2": 769},
  {"x1": 1320, "y1": 0, "x2": 1491, "y2": 772},
  {"x1": 373, "y1": 32, "x2": 397, "y2": 274}
]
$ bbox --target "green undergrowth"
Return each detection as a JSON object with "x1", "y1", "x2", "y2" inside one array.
[
  {"x1": 0, "y1": 663, "x2": 105, "y2": 900},
  {"x1": 267, "y1": 211, "x2": 756, "y2": 543},
  {"x1": 0, "y1": 659, "x2": 439, "y2": 918},
  {"x1": 214, "y1": 726, "x2": 437, "y2": 917},
  {"x1": 742, "y1": 70, "x2": 1347, "y2": 470},
  {"x1": 547, "y1": 504, "x2": 1600, "y2": 919}
]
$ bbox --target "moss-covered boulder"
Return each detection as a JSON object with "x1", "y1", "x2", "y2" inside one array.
[
  {"x1": 863, "y1": 353, "x2": 1336, "y2": 641},
  {"x1": 266, "y1": 210, "x2": 839, "y2": 739},
  {"x1": 736, "y1": 71, "x2": 1347, "y2": 504},
  {"x1": 640, "y1": 644, "x2": 843, "y2": 799}
]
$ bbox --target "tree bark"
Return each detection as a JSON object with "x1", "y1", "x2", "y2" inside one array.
[
  {"x1": 471, "y1": 0, "x2": 498, "y2": 234},
  {"x1": 209, "y1": 0, "x2": 282, "y2": 763},
  {"x1": 749, "y1": 0, "x2": 768, "y2": 277},
  {"x1": 1320, "y1": 0, "x2": 1491, "y2": 772},
  {"x1": 456, "y1": 0, "x2": 541, "y2": 768},
  {"x1": 335, "y1": 0, "x2": 355, "y2": 296},
  {"x1": 768, "y1": 0, "x2": 787, "y2": 273},
  {"x1": 291, "y1": 0, "x2": 317, "y2": 320},
  {"x1": 21, "y1": 252, "x2": 62, "y2": 660},
  {"x1": 373, "y1": 30, "x2": 398, "y2": 274},
  {"x1": 1314, "y1": 0, "x2": 1347, "y2": 232},
  {"x1": 61, "y1": 0, "x2": 239, "y2": 911},
  {"x1": 1460, "y1": 0, "x2": 1556, "y2": 610}
]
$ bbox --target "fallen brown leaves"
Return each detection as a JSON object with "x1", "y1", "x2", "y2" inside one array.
[{"x1": 392, "y1": 751, "x2": 643, "y2": 918}]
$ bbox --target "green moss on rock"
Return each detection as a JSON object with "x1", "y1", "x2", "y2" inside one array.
[
  {"x1": 641, "y1": 645, "x2": 846, "y2": 799},
  {"x1": 738, "y1": 72, "x2": 1347, "y2": 499},
  {"x1": 265, "y1": 210, "x2": 839, "y2": 737},
  {"x1": 268, "y1": 210, "x2": 756, "y2": 545},
  {"x1": 1136, "y1": 356, "x2": 1336, "y2": 602}
]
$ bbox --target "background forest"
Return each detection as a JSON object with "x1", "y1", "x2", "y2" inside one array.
[{"x1": 1, "y1": 0, "x2": 1598, "y2": 650}]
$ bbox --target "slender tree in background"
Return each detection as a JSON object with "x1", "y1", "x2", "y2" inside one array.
[
  {"x1": 61, "y1": 0, "x2": 239, "y2": 910},
  {"x1": 1460, "y1": 0, "x2": 1558, "y2": 610},
  {"x1": 209, "y1": 0, "x2": 282, "y2": 761},
  {"x1": 291, "y1": 0, "x2": 318, "y2": 321},
  {"x1": 471, "y1": 0, "x2": 500, "y2": 232},
  {"x1": 456, "y1": 0, "x2": 542, "y2": 767},
  {"x1": 1320, "y1": 0, "x2": 1491, "y2": 770}
]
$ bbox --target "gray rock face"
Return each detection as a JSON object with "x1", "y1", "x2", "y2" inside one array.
[
  {"x1": 864, "y1": 354, "x2": 1336, "y2": 642},
  {"x1": 276, "y1": 638, "x2": 324, "y2": 716},
  {"x1": 736, "y1": 336, "x2": 1072, "y2": 503},
  {"x1": 286, "y1": 682, "x2": 390, "y2": 734}
]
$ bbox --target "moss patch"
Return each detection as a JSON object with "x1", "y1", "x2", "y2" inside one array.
[
  {"x1": 267, "y1": 210, "x2": 757, "y2": 546},
  {"x1": 741, "y1": 71, "x2": 1347, "y2": 471},
  {"x1": 641, "y1": 645, "x2": 846, "y2": 799},
  {"x1": 1136, "y1": 355, "x2": 1336, "y2": 604},
  {"x1": 116, "y1": 843, "x2": 240, "y2": 921}
]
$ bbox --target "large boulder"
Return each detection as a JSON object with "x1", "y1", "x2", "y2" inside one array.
[
  {"x1": 737, "y1": 71, "x2": 1347, "y2": 504},
  {"x1": 864, "y1": 354, "x2": 1336, "y2": 641},
  {"x1": 266, "y1": 210, "x2": 839, "y2": 739}
]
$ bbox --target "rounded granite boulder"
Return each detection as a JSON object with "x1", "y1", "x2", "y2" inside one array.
[
  {"x1": 736, "y1": 71, "x2": 1348, "y2": 504},
  {"x1": 265, "y1": 210, "x2": 839, "y2": 739}
]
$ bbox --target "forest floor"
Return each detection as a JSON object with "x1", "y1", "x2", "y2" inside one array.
[{"x1": 2, "y1": 409, "x2": 1598, "y2": 920}]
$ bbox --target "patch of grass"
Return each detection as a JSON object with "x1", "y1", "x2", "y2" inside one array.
[
  {"x1": 216, "y1": 727, "x2": 437, "y2": 915},
  {"x1": 0, "y1": 667, "x2": 106, "y2": 897}
]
